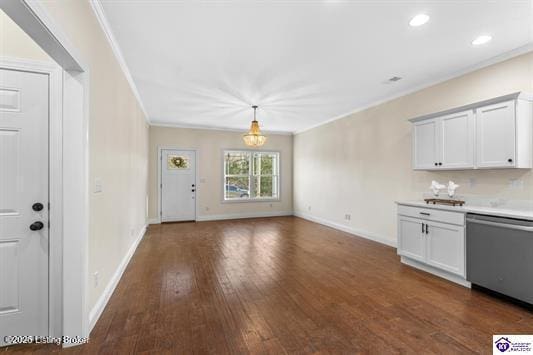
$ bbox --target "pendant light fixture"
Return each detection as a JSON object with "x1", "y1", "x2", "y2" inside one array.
[{"x1": 243, "y1": 105, "x2": 267, "y2": 147}]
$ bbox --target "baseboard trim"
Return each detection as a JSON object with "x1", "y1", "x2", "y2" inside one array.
[
  {"x1": 294, "y1": 211, "x2": 397, "y2": 248},
  {"x1": 148, "y1": 217, "x2": 160, "y2": 225},
  {"x1": 196, "y1": 211, "x2": 293, "y2": 222},
  {"x1": 88, "y1": 224, "x2": 147, "y2": 333},
  {"x1": 400, "y1": 256, "x2": 471, "y2": 288}
]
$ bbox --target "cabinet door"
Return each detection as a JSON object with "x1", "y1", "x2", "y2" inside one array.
[
  {"x1": 425, "y1": 221, "x2": 465, "y2": 277},
  {"x1": 398, "y1": 216, "x2": 426, "y2": 262},
  {"x1": 476, "y1": 100, "x2": 516, "y2": 168},
  {"x1": 413, "y1": 119, "x2": 438, "y2": 170},
  {"x1": 440, "y1": 110, "x2": 474, "y2": 169}
]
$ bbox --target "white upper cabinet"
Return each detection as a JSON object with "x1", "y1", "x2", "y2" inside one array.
[
  {"x1": 413, "y1": 119, "x2": 438, "y2": 170},
  {"x1": 410, "y1": 92, "x2": 532, "y2": 170},
  {"x1": 440, "y1": 110, "x2": 475, "y2": 169},
  {"x1": 476, "y1": 100, "x2": 516, "y2": 168}
]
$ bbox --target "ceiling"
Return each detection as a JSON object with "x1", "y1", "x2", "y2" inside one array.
[{"x1": 99, "y1": 0, "x2": 533, "y2": 133}]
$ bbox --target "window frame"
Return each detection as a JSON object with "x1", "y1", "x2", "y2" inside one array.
[{"x1": 222, "y1": 149, "x2": 281, "y2": 203}]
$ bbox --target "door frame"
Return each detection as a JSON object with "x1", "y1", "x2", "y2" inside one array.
[
  {"x1": 1, "y1": 0, "x2": 90, "y2": 344},
  {"x1": 157, "y1": 147, "x2": 199, "y2": 223},
  {"x1": 0, "y1": 57, "x2": 63, "y2": 339}
]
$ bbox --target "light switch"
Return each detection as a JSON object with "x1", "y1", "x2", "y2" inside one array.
[{"x1": 94, "y1": 178, "x2": 103, "y2": 193}]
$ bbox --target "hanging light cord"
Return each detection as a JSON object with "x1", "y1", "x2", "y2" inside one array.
[{"x1": 252, "y1": 105, "x2": 258, "y2": 122}]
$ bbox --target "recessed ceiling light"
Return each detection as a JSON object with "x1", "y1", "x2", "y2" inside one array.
[
  {"x1": 409, "y1": 14, "x2": 430, "y2": 27},
  {"x1": 472, "y1": 35, "x2": 492, "y2": 46}
]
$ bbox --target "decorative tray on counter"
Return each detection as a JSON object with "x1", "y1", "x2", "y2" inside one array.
[{"x1": 424, "y1": 198, "x2": 465, "y2": 207}]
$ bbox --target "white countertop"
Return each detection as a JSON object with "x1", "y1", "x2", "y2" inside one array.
[{"x1": 396, "y1": 200, "x2": 533, "y2": 221}]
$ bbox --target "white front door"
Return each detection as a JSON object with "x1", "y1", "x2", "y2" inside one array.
[
  {"x1": 161, "y1": 149, "x2": 196, "y2": 222},
  {"x1": 0, "y1": 68, "x2": 49, "y2": 345}
]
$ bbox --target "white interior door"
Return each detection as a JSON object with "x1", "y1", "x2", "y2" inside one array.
[
  {"x1": 161, "y1": 149, "x2": 196, "y2": 222},
  {"x1": 0, "y1": 68, "x2": 49, "y2": 345}
]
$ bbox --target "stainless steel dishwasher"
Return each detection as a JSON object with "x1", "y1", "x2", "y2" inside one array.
[{"x1": 466, "y1": 213, "x2": 533, "y2": 305}]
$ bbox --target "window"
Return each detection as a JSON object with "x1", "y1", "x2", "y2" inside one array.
[{"x1": 224, "y1": 150, "x2": 280, "y2": 201}]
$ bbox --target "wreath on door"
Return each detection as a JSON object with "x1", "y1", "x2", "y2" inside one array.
[{"x1": 170, "y1": 156, "x2": 188, "y2": 169}]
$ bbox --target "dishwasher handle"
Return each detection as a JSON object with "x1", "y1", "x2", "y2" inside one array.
[{"x1": 466, "y1": 218, "x2": 533, "y2": 232}]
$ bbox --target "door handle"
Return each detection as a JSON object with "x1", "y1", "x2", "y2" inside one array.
[
  {"x1": 422, "y1": 223, "x2": 425, "y2": 233},
  {"x1": 425, "y1": 224, "x2": 429, "y2": 234},
  {"x1": 30, "y1": 221, "x2": 44, "y2": 231}
]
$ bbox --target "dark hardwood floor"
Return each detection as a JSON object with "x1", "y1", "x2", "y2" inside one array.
[{"x1": 6, "y1": 216, "x2": 533, "y2": 354}]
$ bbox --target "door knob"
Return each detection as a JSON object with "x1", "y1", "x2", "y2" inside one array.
[
  {"x1": 192, "y1": 189, "x2": 196, "y2": 192},
  {"x1": 32, "y1": 203, "x2": 44, "y2": 212},
  {"x1": 192, "y1": 184, "x2": 195, "y2": 187},
  {"x1": 30, "y1": 221, "x2": 44, "y2": 231}
]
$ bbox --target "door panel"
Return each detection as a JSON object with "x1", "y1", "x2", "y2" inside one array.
[
  {"x1": 476, "y1": 100, "x2": 516, "y2": 168},
  {"x1": 426, "y1": 221, "x2": 465, "y2": 277},
  {"x1": 413, "y1": 119, "x2": 438, "y2": 170},
  {"x1": 440, "y1": 110, "x2": 474, "y2": 169},
  {"x1": 161, "y1": 149, "x2": 196, "y2": 222},
  {"x1": 398, "y1": 216, "x2": 425, "y2": 262},
  {"x1": 0, "y1": 68, "x2": 49, "y2": 345}
]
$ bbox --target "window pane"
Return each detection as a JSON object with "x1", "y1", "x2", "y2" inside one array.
[
  {"x1": 253, "y1": 153, "x2": 276, "y2": 175},
  {"x1": 225, "y1": 177, "x2": 250, "y2": 199},
  {"x1": 225, "y1": 152, "x2": 250, "y2": 175},
  {"x1": 253, "y1": 176, "x2": 278, "y2": 198}
]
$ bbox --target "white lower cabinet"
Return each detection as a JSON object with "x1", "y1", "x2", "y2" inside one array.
[
  {"x1": 425, "y1": 221, "x2": 465, "y2": 277},
  {"x1": 397, "y1": 205, "x2": 466, "y2": 282},
  {"x1": 398, "y1": 216, "x2": 426, "y2": 262}
]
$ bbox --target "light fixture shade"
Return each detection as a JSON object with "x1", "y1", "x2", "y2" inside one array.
[{"x1": 243, "y1": 120, "x2": 267, "y2": 147}]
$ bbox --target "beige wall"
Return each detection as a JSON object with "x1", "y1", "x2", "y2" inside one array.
[
  {"x1": 1, "y1": 4, "x2": 149, "y2": 311},
  {"x1": 294, "y1": 52, "x2": 533, "y2": 245},
  {"x1": 149, "y1": 126, "x2": 293, "y2": 220}
]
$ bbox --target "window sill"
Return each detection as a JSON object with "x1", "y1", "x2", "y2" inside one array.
[{"x1": 222, "y1": 198, "x2": 281, "y2": 204}]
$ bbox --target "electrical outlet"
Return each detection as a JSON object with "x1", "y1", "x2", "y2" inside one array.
[
  {"x1": 509, "y1": 179, "x2": 524, "y2": 189},
  {"x1": 93, "y1": 272, "x2": 99, "y2": 288},
  {"x1": 345, "y1": 214, "x2": 351, "y2": 221}
]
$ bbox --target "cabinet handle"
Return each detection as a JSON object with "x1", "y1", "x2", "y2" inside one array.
[
  {"x1": 421, "y1": 223, "x2": 425, "y2": 233},
  {"x1": 434, "y1": 163, "x2": 438, "y2": 166},
  {"x1": 508, "y1": 158, "x2": 513, "y2": 163},
  {"x1": 419, "y1": 212, "x2": 430, "y2": 216},
  {"x1": 438, "y1": 162, "x2": 442, "y2": 166},
  {"x1": 425, "y1": 224, "x2": 429, "y2": 234}
]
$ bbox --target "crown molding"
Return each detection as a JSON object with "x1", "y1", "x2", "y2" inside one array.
[
  {"x1": 295, "y1": 43, "x2": 533, "y2": 135},
  {"x1": 89, "y1": 0, "x2": 150, "y2": 123},
  {"x1": 149, "y1": 121, "x2": 294, "y2": 136}
]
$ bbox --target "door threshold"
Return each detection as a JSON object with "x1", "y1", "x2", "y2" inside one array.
[{"x1": 161, "y1": 220, "x2": 196, "y2": 224}]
